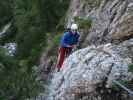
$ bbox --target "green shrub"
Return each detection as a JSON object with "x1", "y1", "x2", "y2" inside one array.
[
  {"x1": 112, "y1": 84, "x2": 121, "y2": 91},
  {"x1": 53, "y1": 33, "x2": 62, "y2": 46},
  {"x1": 56, "y1": 16, "x2": 65, "y2": 31},
  {"x1": 0, "y1": 0, "x2": 12, "y2": 28},
  {"x1": 86, "y1": 0, "x2": 102, "y2": 7},
  {"x1": 45, "y1": 32, "x2": 62, "y2": 55},
  {"x1": 74, "y1": 16, "x2": 92, "y2": 30},
  {"x1": 111, "y1": 80, "x2": 129, "y2": 91},
  {"x1": 0, "y1": 48, "x2": 42, "y2": 100},
  {"x1": 128, "y1": 64, "x2": 133, "y2": 73},
  {"x1": 13, "y1": 0, "x2": 70, "y2": 65},
  {"x1": 0, "y1": 0, "x2": 70, "y2": 99}
]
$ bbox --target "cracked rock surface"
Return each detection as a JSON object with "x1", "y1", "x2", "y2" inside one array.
[
  {"x1": 46, "y1": 39, "x2": 132, "y2": 100},
  {"x1": 66, "y1": 0, "x2": 133, "y2": 46}
]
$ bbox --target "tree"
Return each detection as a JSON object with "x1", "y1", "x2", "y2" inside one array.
[
  {"x1": 0, "y1": 0, "x2": 70, "y2": 99},
  {"x1": 0, "y1": 48, "x2": 41, "y2": 100},
  {"x1": 13, "y1": 0, "x2": 70, "y2": 65},
  {"x1": 13, "y1": 0, "x2": 46, "y2": 62},
  {"x1": 0, "y1": 0, "x2": 13, "y2": 28}
]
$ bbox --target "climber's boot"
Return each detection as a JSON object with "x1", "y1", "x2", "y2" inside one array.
[
  {"x1": 57, "y1": 68, "x2": 60, "y2": 72},
  {"x1": 55, "y1": 67, "x2": 60, "y2": 72}
]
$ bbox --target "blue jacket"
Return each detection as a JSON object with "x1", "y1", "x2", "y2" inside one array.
[{"x1": 61, "y1": 31, "x2": 80, "y2": 47}]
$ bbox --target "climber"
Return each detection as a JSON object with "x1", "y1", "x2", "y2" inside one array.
[{"x1": 56, "y1": 24, "x2": 80, "y2": 72}]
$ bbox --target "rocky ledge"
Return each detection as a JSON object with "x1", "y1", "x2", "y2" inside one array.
[{"x1": 47, "y1": 39, "x2": 133, "y2": 100}]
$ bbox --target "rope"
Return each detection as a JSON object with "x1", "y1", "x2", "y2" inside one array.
[
  {"x1": 112, "y1": 80, "x2": 133, "y2": 96},
  {"x1": 104, "y1": 73, "x2": 133, "y2": 96}
]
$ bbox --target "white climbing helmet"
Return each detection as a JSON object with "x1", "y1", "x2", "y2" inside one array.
[{"x1": 71, "y1": 24, "x2": 78, "y2": 30}]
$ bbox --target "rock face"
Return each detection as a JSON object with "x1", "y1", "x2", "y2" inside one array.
[
  {"x1": 66, "y1": 0, "x2": 133, "y2": 46},
  {"x1": 38, "y1": 0, "x2": 133, "y2": 100},
  {"x1": 47, "y1": 39, "x2": 133, "y2": 100}
]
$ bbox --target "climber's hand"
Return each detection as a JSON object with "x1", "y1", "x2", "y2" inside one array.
[{"x1": 70, "y1": 45, "x2": 76, "y2": 48}]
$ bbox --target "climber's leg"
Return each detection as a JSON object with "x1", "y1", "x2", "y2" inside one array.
[
  {"x1": 56, "y1": 47, "x2": 66, "y2": 70},
  {"x1": 56, "y1": 47, "x2": 61, "y2": 68}
]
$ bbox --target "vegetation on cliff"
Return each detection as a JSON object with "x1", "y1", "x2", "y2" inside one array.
[{"x1": 0, "y1": 0, "x2": 70, "y2": 99}]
